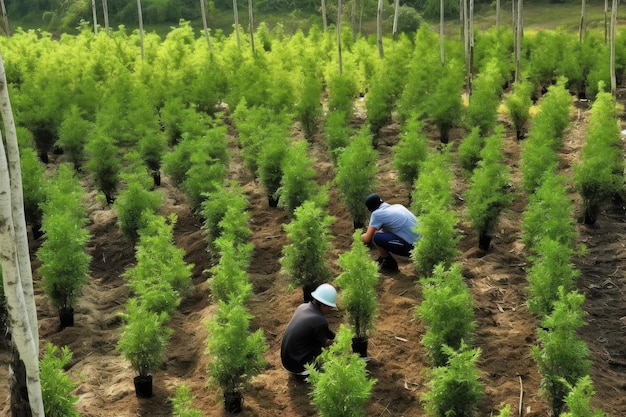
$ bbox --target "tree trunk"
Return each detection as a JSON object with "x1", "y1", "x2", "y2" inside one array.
[
  {"x1": 496, "y1": 0, "x2": 500, "y2": 29},
  {"x1": 376, "y1": 0, "x2": 383, "y2": 58},
  {"x1": 102, "y1": 0, "x2": 109, "y2": 34},
  {"x1": 321, "y1": 0, "x2": 327, "y2": 32},
  {"x1": 248, "y1": 0, "x2": 255, "y2": 54},
  {"x1": 337, "y1": 0, "x2": 343, "y2": 75},
  {"x1": 137, "y1": 0, "x2": 144, "y2": 60},
  {"x1": 91, "y1": 0, "x2": 98, "y2": 34},
  {"x1": 514, "y1": 0, "x2": 522, "y2": 83},
  {"x1": 392, "y1": 0, "x2": 399, "y2": 41},
  {"x1": 440, "y1": 0, "x2": 445, "y2": 65},
  {"x1": 604, "y1": 0, "x2": 608, "y2": 44},
  {"x1": 10, "y1": 346, "x2": 31, "y2": 417},
  {"x1": 0, "y1": 0, "x2": 9, "y2": 36},
  {"x1": 610, "y1": 0, "x2": 617, "y2": 95},
  {"x1": 0, "y1": 51, "x2": 45, "y2": 417},
  {"x1": 200, "y1": 0, "x2": 213, "y2": 55},
  {"x1": 351, "y1": 0, "x2": 356, "y2": 42},
  {"x1": 233, "y1": 0, "x2": 240, "y2": 49},
  {"x1": 579, "y1": 0, "x2": 586, "y2": 43}
]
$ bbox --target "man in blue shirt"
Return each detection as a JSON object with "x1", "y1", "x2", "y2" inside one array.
[{"x1": 361, "y1": 193, "x2": 420, "y2": 272}]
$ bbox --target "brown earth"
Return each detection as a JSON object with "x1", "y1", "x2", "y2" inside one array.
[{"x1": 2, "y1": 98, "x2": 626, "y2": 417}]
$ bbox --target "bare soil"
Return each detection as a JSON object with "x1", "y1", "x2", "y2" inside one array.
[{"x1": 2, "y1": 99, "x2": 626, "y2": 417}]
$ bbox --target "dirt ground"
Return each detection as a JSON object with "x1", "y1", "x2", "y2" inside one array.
[{"x1": 2, "y1": 97, "x2": 626, "y2": 417}]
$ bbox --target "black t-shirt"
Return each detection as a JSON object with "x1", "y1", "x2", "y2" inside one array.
[{"x1": 280, "y1": 302, "x2": 335, "y2": 373}]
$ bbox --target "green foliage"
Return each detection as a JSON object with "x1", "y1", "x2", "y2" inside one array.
[
  {"x1": 40, "y1": 343, "x2": 79, "y2": 417},
  {"x1": 200, "y1": 182, "x2": 249, "y2": 260},
  {"x1": 412, "y1": 208, "x2": 460, "y2": 277},
  {"x1": 18, "y1": 140, "x2": 46, "y2": 233},
  {"x1": 327, "y1": 73, "x2": 357, "y2": 116},
  {"x1": 466, "y1": 58, "x2": 504, "y2": 136},
  {"x1": 85, "y1": 130, "x2": 121, "y2": 204},
  {"x1": 280, "y1": 200, "x2": 334, "y2": 291},
  {"x1": 336, "y1": 232, "x2": 379, "y2": 339},
  {"x1": 296, "y1": 71, "x2": 323, "y2": 139},
  {"x1": 182, "y1": 149, "x2": 227, "y2": 213},
  {"x1": 394, "y1": 6, "x2": 422, "y2": 34},
  {"x1": 209, "y1": 240, "x2": 254, "y2": 304},
  {"x1": 115, "y1": 180, "x2": 163, "y2": 242},
  {"x1": 57, "y1": 105, "x2": 94, "y2": 170},
  {"x1": 172, "y1": 384, "x2": 203, "y2": 417},
  {"x1": 366, "y1": 69, "x2": 395, "y2": 137},
  {"x1": 418, "y1": 263, "x2": 476, "y2": 367},
  {"x1": 505, "y1": 79, "x2": 534, "y2": 140},
  {"x1": 117, "y1": 298, "x2": 173, "y2": 377},
  {"x1": 392, "y1": 116, "x2": 429, "y2": 190},
  {"x1": 278, "y1": 141, "x2": 326, "y2": 214},
  {"x1": 527, "y1": 238, "x2": 580, "y2": 317},
  {"x1": 424, "y1": 58, "x2": 464, "y2": 143},
  {"x1": 532, "y1": 289, "x2": 592, "y2": 417},
  {"x1": 37, "y1": 164, "x2": 90, "y2": 312},
  {"x1": 520, "y1": 136, "x2": 559, "y2": 195},
  {"x1": 421, "y1": 342, "x2": 483, "y2": 417},
  {"x1": 535, "y1": 78, "x2": 573, "y2": 149},
  {"x1": 335, "y1": 126, "x2": 378, "y2": 226},
  {"x1": 521, "y1": 173, "x2": 577, "y2": 251},
  {"x1": 496, "y1": 404, "x2": 512, "y2": 417},
  {"x1": 324, "y1": 110, "x2": 352, "y2": 163},
  {"x1": 206, "y1": 300, "x2": 268, "y2": 394},
  {"x1": 573, "y1": 89, "x2": 624, "y2": 224},
  {"x1": 257, "y1": 124, "x2": 290, "y2": 199},
  {"x1": 457, "y1": 127, "x2": 484, "y2": 174},
  {"x1": 411, "y1": 148, "x2": 455, "y2": 216},
  {"x1": 560, "y1": 376, "x2": 609, "y2": 417},
  {"x1": 307, "y1": 325, "x2": 376, "y2": 417},
  {"x1": 139, "y1": 131, "x2": 168, "y2": 174},
  {"x1": 464, "y1": 127, "x2": 513, "y2": 244}
]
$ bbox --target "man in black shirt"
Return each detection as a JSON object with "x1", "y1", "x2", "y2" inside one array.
[{"x1": 280, "y1": 283, "x2": 337, "y2": 379}]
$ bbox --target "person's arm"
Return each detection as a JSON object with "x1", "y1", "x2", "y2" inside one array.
[{"x1": 361, "y1": 225, "x2": 378, "y2": 244}]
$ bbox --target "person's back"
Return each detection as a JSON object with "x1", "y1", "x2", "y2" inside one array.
[{"x1": 370, "y1": 202, "x2": 418, "y2": 245}]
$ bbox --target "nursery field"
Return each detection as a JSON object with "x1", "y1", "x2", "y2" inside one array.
[{"x1": 2, "y1": 93, "x2": 626, "y2": 416}]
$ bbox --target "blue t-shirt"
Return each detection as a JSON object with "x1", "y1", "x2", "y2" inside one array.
[{"x1": 369, "y1": 202, "x2": 419, "y2": 244}]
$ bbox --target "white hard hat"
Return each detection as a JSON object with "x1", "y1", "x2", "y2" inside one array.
[{"x1": 311, "y1": 284, "x2": 337, "y2": 308}]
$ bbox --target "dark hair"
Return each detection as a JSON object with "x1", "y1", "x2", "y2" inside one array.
[{"x1": 365, "y1": 193, "x2": 383, "y2": 212}]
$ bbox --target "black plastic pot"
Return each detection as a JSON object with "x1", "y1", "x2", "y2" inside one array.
[
  {"x1": 224, "y1": 391, "x2": 243, "y2": 413},
  {"x1": 134, "y1": 375, "x2": 153, "y2": 398},
  {"x1": 59, "y1": 307, "x2": 74, "y2": 329},
  {"x1": 351, "y1": 336, "x2": 369, "y2": 358},
  {"x1": 478, "y1": 233, "x2": 492, "y2": 251},
  {"x1": 268, "y1": 194, "x2": 280, "y2": 208}
]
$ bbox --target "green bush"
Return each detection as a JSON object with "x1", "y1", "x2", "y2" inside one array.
[
  {"x1": 117, "y1": 299, "x2": 173, "y2": 377},
  {"x1": 172, "y1": 384, "x2": 203, "y2": 417},
  {"x1": 411, "y1": 147, "x2": 455, "y2": 216},
  {"x1": 114, "y1": 180, "x2": 163, "y2": 242},
  {"x1": 327, "y1": 73, "x2": 357, "y2": 116},
  {"x1": 336, "y1": 232, "x2": 379, "y2": 339},
  {"x1": 527, "y1": 238, "x2": 580, "y2": 317},
  {"x1": 324, "y1": 110, "x2": 352, "y2": 163},
  {"x1": 208, "y1": 240, "x2": 254, "y2": 304},
  {"x1": 504, "y1": 79, "x2": 534, "y2": 140},
  {"x1": 139, "y1": 130, "x2": 168, "y2": 178},
  {"x1": 532, "y1": 289, "x2": 591, "y2": 417},
  {"x1": 560, "y1": 376, "x2": 609, "y2": 417},
  {"x1": 335, "y1": 126, "x2": 378, "y2": 227},
  {"x1": 18, "y1": 142, "x2": 46, "y2": 237},
  {"x1": 536, "y1": 78, "x2": 573, "y2": 149},
  {"x1": 421, "y1": 342, "x2": 483, "y2": 417},
  {"x1": 464, "y1": 127, "x2": 513, "y2": 250},
  {"x1": 366, "y1": 70, "x2": 395, "y2": 138},
  {"x1": 412, "y1": 208, "x2": 460, "y2": 277},
  {"x1": 393, "y1": 116, "x2": 429, "y2": 192},
  {"x1": 57, "y1": 105, "x2": 94, "y2": 170},
  {"x1": 257, "y1": 125, "x2": 290, "y2": 201},
  {"x1": 206, "y1": 300, "x2": 268, "y2": 395},
  {"x1": 393, "y1": 6, "x2": 422, "y2": 34},
  {"x1": 423, "y1": 57, "x2": 464, "y2": 144},
  {"x1": 307, "y1": 325, "x2": 376, "y2": 417},
  {"x1": 521, "y1": 173, "x2": 577, "y2": 251},
  {"x1": 520, "y1": 131, "x2": 559, "y2": 195},
  {"x1": 182, "y1": 151, "x2": 227, "y2": 213},
  {"x1": 40, "y1": 343, "x2": 79, "y2": 417},
  {"x1": 296, "y1": 71, "x2": 323, "y2": 139},
  {"x1": 466, "y1": 58, "x2": 504, "y2": 136},
  {"x1": 280, "y1": 200, "x2": 334, "y2": 293},
  {"x1": 457, "y1": 127, "x2": 484, "y2": 174},
  {"x1": 418, "y1": 263, "x2": 476, "y2": 366},
  {"x1": 85, "y1": 130, "x2": 121, "y2": 204},
  {"x1": 278, "y1": 141, "x2": 326, "y2": 214}
]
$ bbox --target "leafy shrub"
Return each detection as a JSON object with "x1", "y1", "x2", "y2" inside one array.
[
  {"x1": 115, "y1": 180, "x2": 163, "y2": 242},
  {"x1": 206, "y1": 300, "x2": 267, "y2": 395},
  {"x1": 418, "y1": 263, "x2": 476, "y2": 366},
  {"x1": 85, "y1": 130, "x2": 120, "y2": 204},
  {"x1": 412, "y1": 208, "x2": 460, "y2": 276},
  {"x1": 421, "y1": 342, "x2": 483, "y2": 417},
  {"x1": 182, "y1": 150, "x2": 227, "y2": 213},
  {"x1": 521, "y1": 173, "x2": 577, "y2": 251},
  {"x1": 40, "y1": 343, "x2": 79, "y2": 417},
  {"x1": 172, "y1": 384, "x2": 202, "y2": 417},
  {"x1": 335, "y1": 126, "x2": 378, "y2": 227},
  {"x1": 296, "y1": 71, "x2": 323, "y2": 139},
  {"x1": 209, "y1": 240, "x2": 254, "y2": 304},
  {"x1": 327, "y1": 73, "x2": 357, "y2": 116},
  {"x1": 535, "y1": 78, "x2": 573, "y2": 149},
  {"x1": 307, "y1": 325, "x2": 376, "y2": 417},
  {"x1": 411, "y1": 147, "x2": 455, "y2": 216},
  {"x1": 280, "y1": 201, "x2": 334, "y2": 293},
  {"x1": 560, "y1": 376, "x2": 609, "y2": 417},
  {"x1": 504, "y1": 79, "x2": 534, "y2": 140},
  {"x1": 139, "y1": 131, "x2": 167, "y2": 178},
  {"x1": 278, "y1": 141, "x2": 326, "y2": 214},
  {"x1": 527, "y1": 238, "x2": 580, "y2": 317},
  {"x1": 57, "y1": 105, "x2": 93, "y2": 170},
  {"x1": 257, "y1": 125, "x2": 290, "y2": 201},
  {"x1": 423, "y1": 58, "x2": 464, "y2": 143},
  {"x1": 324, "y1": 110, "x2": 352, "y2": 163},
  {"x1": 464, "y1": 127, "x2": 513, "y2": 249},
  {"x1": 336, "y1": 232, "x2": 379, "y2": 339},
  {"x1": 466, "y1": 58, "x2": 504, "y2": 136},
  {"x1": 393, "y1": 6, "x2": 422, "y2": 34},
  {"x1": 457, "y1": 127, "x2": 484, "y2": 174},
  {"x1": 532, "y1": 289, "x2": 591, "y2": 417},
  {"x1": 520, "y1": 132, "x2": 559, "y2": 195},
  {"x1": 366, "y1": 70, "x2": 395, "y2": 138},
  {"x1": 392, "y1": 116, "x2": 429, "y2": 192},
  {"x1": 18, "y1": 143, "x2": 46, "y2": 238},
  {"x1": 117, "y1": 299, "x2": 173, "y2": 377}
]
